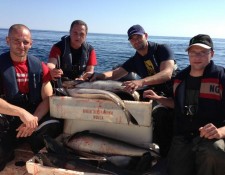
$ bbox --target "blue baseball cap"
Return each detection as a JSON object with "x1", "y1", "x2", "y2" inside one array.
[{"x1": 127, "y1": 25, "x2": 145, "y2": 40}]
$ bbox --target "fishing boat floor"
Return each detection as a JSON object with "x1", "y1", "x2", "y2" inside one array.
[{"x1": 2, "y1": 143, "x2": 34, "y2": 175}]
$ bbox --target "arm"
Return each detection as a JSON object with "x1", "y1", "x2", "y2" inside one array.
[
  {"x1": 82, "y1": 66, "x2": 128, "y2": 81},
  {"x1": 48, "y1": 45, "x2": 61, "y2": 70},
  {"x1": 77, "y1": 49, "x2": 97, "y2": 80},
  {"x1": 47, "y1": 57, "x2": 57, "y2": 70},
  {"x1": 102, "y1": 67, "x2": 128, "y2": 80},
  {"x1": 48, "y1": 46, "x2": 63, "y2": 80},
  {"x1": 33, "y1": 81, "x2": 53, "y2": 121},
  {"x1": 48, "y1": 57, "x2": 63, "y2": 80},
  {"x1": 16, "y1": 65, "x2": 53, "y2": 138},
  {"x1": 142, "y1": 59, "x2": 175, "y2": 86},
  {"x1": 76, "y1": 65, "x2": 95, "y2": 80},
  {"x1": 143, "y1": 89, "x2": 174, "y2": 108},
  {"x1": 0, "y1": 98, "x2": 38, "y2": 128},
  {"x1": 85, "y1": 65, "x2": 95, "y2": 73},
  {"x1": 123, "y1": 60, "x2": 175, "y2": 92}
]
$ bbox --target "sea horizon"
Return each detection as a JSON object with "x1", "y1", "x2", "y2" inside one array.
[
  {"x1": 0, "y1": 28, "x2": 225, "y2": 72},
  {"x1": 1, "y1": 28, "x2": 225, "y2": 40}
]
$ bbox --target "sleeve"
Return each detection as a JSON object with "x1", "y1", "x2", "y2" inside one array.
[
  {"x1": 221, "y1": 69, "x2": 225, "y2": 118},
  {"x1": 121, "y1": 56, "x2": 136, "y2": 73},
  {"x1": 155, "y1": 44, "x2": 174, "y2": 62},
  {"x1": 41, "y1": 62, "x2": 52, "y2": 83},
  {"x1": 48, "y1": 44, "x2": 62, "y2": 60},
  {"x1": 87, "y1": 49, "x2": 97, "y2": 66}
]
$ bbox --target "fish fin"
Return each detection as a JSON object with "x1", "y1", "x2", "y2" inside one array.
[
  {"x1": 43, "y1": 135, "x2": 68, "y2": 155},
  {"x1": 124, "y1": 109, "x2": 139, "y2": 125},
  {"x1": 130, "y1": 115, "x2": 139, "y2": 125},
  {"x1": 54, "y1": 88, "x2": 69, "y2": 96}
]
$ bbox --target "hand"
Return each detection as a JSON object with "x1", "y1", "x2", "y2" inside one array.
[
  {"x1": 143, "y1": 89, "x2": 160, "y2": 100},
  {"x1": 50, "y1": 68, "x2": 63, "y2": 81},
  {"x1": 199, "y1": 123, "x2": 223, "y2": 139},
  {"x1": 16, "y1": 123, "x2": 35, "y2": 138},
  {"x1": 19, "y1": 109, "x2": 38, "y2": 128},
  {"x1": 76, "y1": 72, "x2": 94, "y2": 81},
  {"x1": 122, "y1": 80, "x2": 144, "y2": 93}
]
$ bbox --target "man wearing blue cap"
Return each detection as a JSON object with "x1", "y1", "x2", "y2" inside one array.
[
  {"x1": 82, "y1": 24, "x2": 177, "y2": 157},
  {"x1": 144, "y1": 34, "x2": 225, "y2": 175},
  {"x1": 87, "y1": 24, "x2": 176, "y2": 95}
]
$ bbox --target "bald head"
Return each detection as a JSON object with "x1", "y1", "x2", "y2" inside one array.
[
  {"x1": 8, "y1": 24, "x2": 31, "y2": 38},
  {"x1": 6, "y1": 24, "x2": 33, "y2": 61}
]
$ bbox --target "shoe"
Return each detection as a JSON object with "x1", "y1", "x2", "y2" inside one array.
[{"x1": 0, "y1": 151, "x2": 15, "y2": 171}]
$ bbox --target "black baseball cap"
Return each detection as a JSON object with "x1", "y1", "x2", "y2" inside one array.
[{"x1": 186, "y1": 34, "x2": 213, "y2": 51}]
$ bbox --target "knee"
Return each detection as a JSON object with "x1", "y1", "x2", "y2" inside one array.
[
  {"x1": 152, "y1": 106, "x2": 168, "y2": 120},
  {"x1": 196, "y1": 139, "x2": 225, "y2": 163}
]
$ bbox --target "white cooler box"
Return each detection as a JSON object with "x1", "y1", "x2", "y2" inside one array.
[{"x1": 50, "y1": 96, "x2": 153, "y2": 148}]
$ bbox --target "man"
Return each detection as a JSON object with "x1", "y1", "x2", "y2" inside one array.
[
  {"x1": 48, "y1": 20, "x2": 97, "y2": 81},
  {"x1": 83, "y1": 24, "x2": 177, "y2": 157},
  {"x1": 0, "y1": 24, "x2": 62, "y2": 171},
  {"x1": 144, "y1": 34, "x2": 225, "y2": 175},
  {"x1": 85, "y1": 24, "x2": 176, "y2": 93}
]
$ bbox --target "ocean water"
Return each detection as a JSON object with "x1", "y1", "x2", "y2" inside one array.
[{"x1": 0, "y1": 29, "x2": 225, "y2": 72}]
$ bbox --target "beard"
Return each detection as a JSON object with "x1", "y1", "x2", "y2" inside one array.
[{"x1": 133, "y1": 40, "x2": 147, "y2": 51}]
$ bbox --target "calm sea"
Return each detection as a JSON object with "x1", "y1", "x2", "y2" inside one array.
[{"x1": 0, "y1": 29, "x2": 225, "y2": 72}]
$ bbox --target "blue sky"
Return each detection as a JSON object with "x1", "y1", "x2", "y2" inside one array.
[{"x1": 1, "y1": 0, "x2": 225, "y2": 38}]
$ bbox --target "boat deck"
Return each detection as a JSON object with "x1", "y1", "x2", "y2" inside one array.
[{"x1": 2, "y1": 143, "x2": 33, "y2": 175}]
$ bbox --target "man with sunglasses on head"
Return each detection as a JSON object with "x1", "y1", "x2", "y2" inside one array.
[
  {"x1": 144, "y1": 34, "x2": 225, "y2": 175},
  {"x1": 82, "y1": 24, "x2": 178, "y2": 158}
]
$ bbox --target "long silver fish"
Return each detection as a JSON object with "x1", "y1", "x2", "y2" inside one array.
[
  {"x1": 63, "y1": 80, "x2": 140, "y2": 101},
  {"x1": 66, "y1": 88, "x2": 138, "y2": 125},
  {"x1": 43, "y1": 135, "x2": 132, "y2": 168},
  {"x1": 64, "y1": 131, "x2": 159, "y2": 158}
]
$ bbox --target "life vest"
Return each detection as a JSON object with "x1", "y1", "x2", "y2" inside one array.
[
  {"x1": 60, "y1": 35, "x2": 93, "y2": 79},
  {"x1": 0, "y1": 52, "x2": 42, "y2": 108}
]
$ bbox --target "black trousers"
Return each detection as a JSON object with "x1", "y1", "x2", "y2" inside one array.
[
  {"x1": 0, "y1": 113, "x2": 63, "y2": 160},
  {"x1": 152, "y1": 102, "x2": 174, "y2": 157},
  {"x1": 167, "y1": 136, "x2": 225, "y2": 175}
]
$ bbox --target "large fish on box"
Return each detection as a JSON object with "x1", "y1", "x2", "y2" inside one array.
[
  {"x1": 63, "y1": 80, "x2": 140, "y2": 101},
  {"x1": 66, "y1": 88, "x2": 139, "y2": 125},
  {"x1": 64, "y1": 131, "x2": 159, "y2": 158}
]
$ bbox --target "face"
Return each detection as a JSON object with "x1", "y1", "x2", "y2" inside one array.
[
  {"x1": 70, "y1": 24, "x2": 87, "y2": 49},
  {"x1": 129, "y1": 33, "x2": 148, "y2": 51},
  {"x1": 188, "y1": 45, "x2": 214, "y2": 75},
  {"x1": 6, "y1": 27, "x2": 32, "y2": 60}
]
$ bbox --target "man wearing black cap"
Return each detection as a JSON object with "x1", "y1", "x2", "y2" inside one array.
[
  {"x1": 82, "y1": 24, "x2": 177, "y2": 158},
  {"x1": 144, "y1": 34, "x2": 225, "y2": 175}
]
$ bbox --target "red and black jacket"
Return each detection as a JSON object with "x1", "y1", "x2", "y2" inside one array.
[{"x1": 173, "y1": 61, "x2": 225, "y2": 137}]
